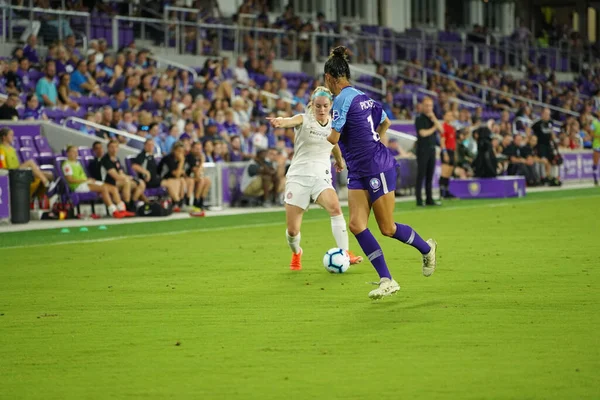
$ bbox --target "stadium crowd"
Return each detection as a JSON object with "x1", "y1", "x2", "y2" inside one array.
[{"x1": 0, "y1": 0, "x2": 597, "y2": 217}]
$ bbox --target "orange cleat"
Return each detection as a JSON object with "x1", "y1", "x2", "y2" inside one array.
[
  {"x1": 112, "y1": 211, "x2": 126, "y2": 219},
  {"x1": 347, "y1": 250, "x2": 363, "y2": 265},
  {"x1": 290, "y1": 248, "x2": 303, "y2": 271}
]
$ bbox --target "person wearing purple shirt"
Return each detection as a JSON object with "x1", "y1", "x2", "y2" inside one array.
[
  {"x1": 16, "y1": 58, "x2": 33, "y2": 91},
  {"x1": 22, "y1": 94, "x2": 47, "y2": 120},
  {"x1": 325, "y1": 46, "x2": 437, "y2": 300},
  {"x1": 221, "y1": 57, "x2": 234, "y2": 81},
  {"x1": 228, "y1": 136, "x2": 246, "y2": 161},
  {"x1": 23, "y1": 35, "x2": 40, "y2": 64},
  {"x1": 223, "y1": 120, "x2": 240, "y2": 136}
]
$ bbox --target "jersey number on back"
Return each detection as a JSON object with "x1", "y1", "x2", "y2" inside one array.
[{"x1": 367, "y1": 115, "x2": 380, "y2": 142}]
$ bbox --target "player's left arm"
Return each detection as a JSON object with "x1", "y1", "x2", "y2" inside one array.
[
  {"x1": 377, "y1": 116, "x2": 391, "y2": 139},
  {"x1": 328, "y1": 128, "x2": 341, "y2": 145},
  {"x1": 331, "y1": 144, "x2": 344, "y2": 171}
]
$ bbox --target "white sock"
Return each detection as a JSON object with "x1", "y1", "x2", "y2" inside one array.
[
  {"x1": 108, "y1": 204, "x2": 117, "y2": 215},
  {"x1": 189, "y1": 195, "x2": 194, "y2": 206},
  {"x1": 117, "y1": 202, "x2": 126, "y2": 211},
  {"x1": 330, "y1": 214, "x2": 349, "y2": 251},
  {"x1": 286, "y1": 230, "x2": 301, "y2": 254}
]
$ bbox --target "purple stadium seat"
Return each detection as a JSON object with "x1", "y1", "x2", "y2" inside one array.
[
  {"x1": 19, "y1": 136, "x2": 34, "y2": 148},
  {"x1": 34, "y1": 135, "x2": 53, "y2": 154},
  {"x1": 124, "y1": 155, "x2": 136, "y2": 176},
  {"x1": 19, "y1": 147, "x2": 38, "y2": 163},
  {"x1": 78, "y1": 147, "x2": 93, "y2": 158}
]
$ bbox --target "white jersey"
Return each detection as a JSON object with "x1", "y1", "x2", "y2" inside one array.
[{"x1": 286, "y1": 112, "x2": 333, "y2": 179}]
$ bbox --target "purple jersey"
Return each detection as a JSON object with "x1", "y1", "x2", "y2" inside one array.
[{"x1": 332, "y1": 86, "x2": 396, "y2": 179}]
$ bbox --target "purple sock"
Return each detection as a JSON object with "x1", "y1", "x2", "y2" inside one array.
[
  {"x1": 354, "y1": 229, "x2": 391, "y2": 279},
  {"x1": 393, "y1": 223, "x2": 431, "y2": 255}
]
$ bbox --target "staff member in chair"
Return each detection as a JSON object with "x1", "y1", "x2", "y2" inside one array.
[
  {"x1": 414, "y1": 97, "x2": 442, "y2": 206},
  {"x1": 439, "y1": 111, "x2": 457, "y2": 198},
  {"x1": 100, "y1": 139, "x2": 147, "y2": 211}
]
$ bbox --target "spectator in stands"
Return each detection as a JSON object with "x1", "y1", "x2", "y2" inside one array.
[
  {"x1": 57, "y1": 73, "x2": 80, "y2": 110},
  {"x1": 229, "y1": 135, "x2": 249, "y2": 162},
  {"x1": 70, "y1": 60, "x2": 105, "y2": 96},
  {"x1": 382, "y1": 92, "x2": 396, "y2": 120},
  {"x1": 131, "y1": 138, "x2": 183, "y2": 206},
  {"x1": 0, "y1": 127, "x2": 57, "y2": 200},
  {"x1": 3, "y1": 59, "x2": 22, "y2": 94},
  {"x1": 164, "y1": 125, "x2": 181, "y2": 155},
  {"x1": 491, "y1": 85, "x2": 516, "y2": 111},
  {"x1": 250, "y1": 122, "x2": 269, "y2": 155},
  {"x1": 223, "y1": 108, "x2": 241, "y2": 137},
  {"x1": 23, "y1": 35, "x2": 39, "y2": 65},
  {"x1": 0, "y1": 93, "x2": 20, "y2": 121},
  {"x1": 185, "y1": 140, "x2": 212, "y2": 210},
  {"x1": 513, "y1": 106, "x2": 533, "y2": 134},
  {"x1": 240, "y1": 149, "x2": 283, "y2": 207},
  {"x1": 498, "y1": 110, "x2": 512, "y2": 136},
  {"x1": 234, "y1": 56, "x2": 249, "y2": 85},
  {"x1": 35, "y1": 60, "x2": 58, "y2": 107},
  {"x1": 144, "y1": 122, "x2": 165, "y2": 153},
  {"x1": 62, "y1": 145, "x2": 133, "y2": 218},
  {"x1": 100, "y1": 139, "x2": 147, "y2": 211},
  {"x1": 16, "y1": 57, "x2": 32, "y2": 92},
  {"x1": 22, "y1": 94, "x2": 48, "y2": 121}
]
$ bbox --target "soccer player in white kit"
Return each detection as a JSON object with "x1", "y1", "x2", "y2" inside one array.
[{"x1": 268, "y1": 86, "x2": 363, "y2": 270}]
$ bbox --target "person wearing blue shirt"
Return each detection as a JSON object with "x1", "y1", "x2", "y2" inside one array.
[
  {"x1": 163, "y1": 125, "x2": 180, "y2": 155},
  {"x1": 35, "y1": 60, "x2": 58, "y2": 106},
  {"x1": 70, "y1": 60, "x2": 101, "y2": 95}
]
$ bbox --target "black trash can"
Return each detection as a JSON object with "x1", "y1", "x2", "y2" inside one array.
[{"x1": 9, "y1": 169, "x2": 33, "y2": 224}]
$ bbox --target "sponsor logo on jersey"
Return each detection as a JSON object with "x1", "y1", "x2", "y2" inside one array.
[
  {"x1": 332, "y1": 110, "x2": 340, "y2": 122},
  {"x1": 369, "y1": 178, "x2": 381, "y2": 191}
]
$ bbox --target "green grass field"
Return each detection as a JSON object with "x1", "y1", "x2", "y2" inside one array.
[{"x1": 1, "y1": 189, "x2": 599, "y2": 400}]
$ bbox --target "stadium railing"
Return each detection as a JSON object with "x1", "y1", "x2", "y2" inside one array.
[
  {"x1": 396, "y1": 60, "x2": 580, "y2": 118},
  {"x1": 146, "y1": 53, "x2": 199, "y2": 82},
  {"x1": 349, "y1": 64, "x2": 387, "y2": 97},
  {"x1": 62, "y1": 117, "x2": 148, "y2": 148},
  {"x1": 1, "y1": 4, "x2": 596, "y2": 74},
  {"x1": 0, "y1": 4, "x2": 91, "y2": 44}
]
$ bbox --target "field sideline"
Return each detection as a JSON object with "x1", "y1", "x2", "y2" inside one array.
[{"x1": 0, "y1": 188, "x2": 599, "y2": 399}]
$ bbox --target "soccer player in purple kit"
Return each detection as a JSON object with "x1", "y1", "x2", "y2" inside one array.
[{"x1": 324, "y1": 46, "x2": 438, "y2": 299}]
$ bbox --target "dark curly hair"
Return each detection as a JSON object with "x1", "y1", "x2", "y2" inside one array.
[{"x1": 324, "y1": 46, "x2": 351, "y2": 80}]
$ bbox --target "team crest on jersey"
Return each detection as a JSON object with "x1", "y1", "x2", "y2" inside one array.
[
  {"x1": 369, "y1": 178, "x2": 381, "y2": 190},
  {"x1": 286, "y1": 191, "x2": 293, "y2": 199},
  {"x1": 332, "y1": 110, "x2": 340, "y2": 122}
]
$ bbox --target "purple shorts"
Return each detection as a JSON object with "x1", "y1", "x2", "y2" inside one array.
[{"x1": 347, "y1": 168, "x2": 397, "y2": 203}]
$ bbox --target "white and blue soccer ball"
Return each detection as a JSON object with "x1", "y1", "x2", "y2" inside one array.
[{"x1": 323, "y1": 248, "x2": 350, "y2": 274}]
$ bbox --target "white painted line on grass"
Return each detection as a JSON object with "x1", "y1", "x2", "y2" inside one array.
[{"x1": 2, "y1": 192, "x2": 598, "y2": 251}]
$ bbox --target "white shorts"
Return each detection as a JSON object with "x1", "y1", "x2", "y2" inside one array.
[
  {"x1": 74, "y1": 181, "x2": 103, "y2": 193},
  {"x1": 284, "y1": 176, "x2": 335, "y2": 210}
]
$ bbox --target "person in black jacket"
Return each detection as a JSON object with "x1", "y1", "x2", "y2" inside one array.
[
  {"x1": 472, "y1": 120, "x2": 497, "y2": 178},
  {"x1": 414, "y1": 97, "x2": 443, "y2": 206}
]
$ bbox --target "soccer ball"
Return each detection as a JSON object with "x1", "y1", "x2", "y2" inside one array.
[{"x1": 323, "y1": 248, "x2": 350, "y2": 274}]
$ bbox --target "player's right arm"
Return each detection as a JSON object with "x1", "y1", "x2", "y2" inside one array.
[{"x1": 267, "y1": 114, "x2": 303, "y2": 129}]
